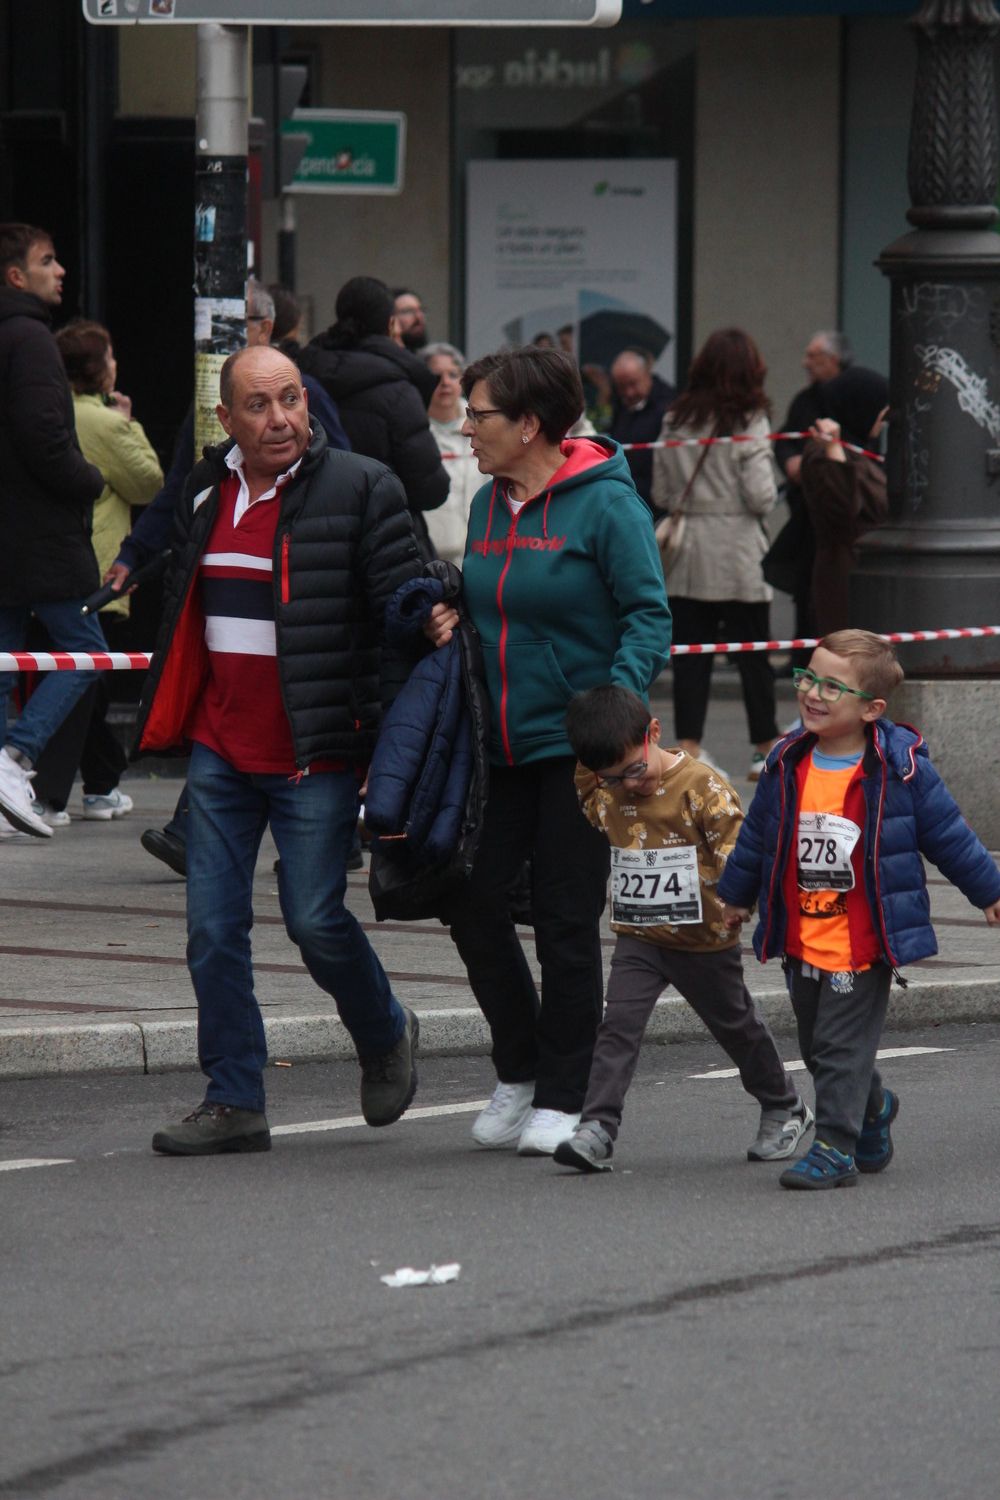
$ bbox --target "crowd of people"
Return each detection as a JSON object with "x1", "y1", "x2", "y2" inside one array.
[{"x1": 2, "y1": 218, "x2": 998, "y2": 1190}]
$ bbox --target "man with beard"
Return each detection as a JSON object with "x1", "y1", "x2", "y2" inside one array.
[{"x1": 391, "y1": 287, "x2": 428, "y2": 353}]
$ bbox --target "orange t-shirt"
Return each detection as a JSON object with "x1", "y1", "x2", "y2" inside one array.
[{"x1": 796, "y1": 756, "x2": 874, "y2": 972}]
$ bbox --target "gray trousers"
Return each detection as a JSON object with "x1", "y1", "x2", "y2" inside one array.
[
  {"x1": 785, "y1": 958, "x2": 891, "y2": 1155},
  {"x1": 581, "y1": 935, "x2": 799, "y2": 1140}
]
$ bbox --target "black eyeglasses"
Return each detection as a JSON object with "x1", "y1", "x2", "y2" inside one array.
[
  {"x1": 792, "y1": 668, "x2": 874, "y2": 703},
  {"x1": 464, "y1": 405, "x2": 505, "y2": 425},
  {"x1": 595, "y1": 730, "x2": 650, "y2": 787}
]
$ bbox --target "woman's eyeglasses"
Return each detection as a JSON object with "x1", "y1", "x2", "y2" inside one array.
[
  {"x1": 464, "y1": 406, "x2": 505, "y2": 425},
  {"x1": 596, "y1": 729, "x2": 650, "y2": 786},
  {"x1": 792, "y1": 668, "x2": 874, "y2": 703}
]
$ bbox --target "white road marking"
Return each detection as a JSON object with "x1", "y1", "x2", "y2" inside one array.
[
  {"x1": 271, "y1": 1099, "x2": 489, "y2": 1137},
  {"x1": 0, "y1": 1158, "x2": 74, "y2": 1172},
  {"x1": 688, "y1": 1045, "x2": 954, "y2": 1080}
]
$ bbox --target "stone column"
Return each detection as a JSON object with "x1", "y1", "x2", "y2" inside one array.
[{"x1": 851, "y1": 1, "x2": 1000, "y2": 677}]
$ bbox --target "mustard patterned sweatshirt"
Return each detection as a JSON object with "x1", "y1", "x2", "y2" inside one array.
[{"x1": 576, "y1": 751, "x2": 744, "y2": 952}]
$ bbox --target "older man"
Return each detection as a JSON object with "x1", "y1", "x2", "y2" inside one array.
[
  {"x1": 773, "y1": 331, "x2": 854, "y2": 660},
  {"x1": 136, "y1": 345, "x2": 422, "y2": 1155},
  {"x1": 608, "y1": 348, "x2": 675, "y2": 510}
]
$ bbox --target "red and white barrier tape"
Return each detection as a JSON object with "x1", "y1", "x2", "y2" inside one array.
[
  {"x1": 438, "y1": 430, "x2": 884, "y2": 463},
  {"x1": 4, "y1": 627, "x2": 999, "y2": 674}
]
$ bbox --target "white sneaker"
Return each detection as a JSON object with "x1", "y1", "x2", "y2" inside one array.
[
  {"x1": 82, "y1": 788, "x2": 134, "y2": 821},
  {"x1": 0, "y1": 748, "x2": 52, "y2": 838},
  {"x1": 517, "y1": 1107, "x2": 582, "y2": 1157},
  {"x1": 693, "y1": 748, "x2": 731, "y2": 780},
  {"x1": 471, "y1": 1081, "x2": 535, "y2": 1149},
  {"x1": 41, "y1": 805, "x2": 71, "y2": 827},
  {"x1": 0, "y1": 813, "x2": 36, "y2": 843}
]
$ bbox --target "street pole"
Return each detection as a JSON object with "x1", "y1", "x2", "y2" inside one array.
[
  {"x1": 194, "y1": 22, "x2": 249, "y2": 454},
  {"x1": 851, "y1": 0, "x2": 1000, "y2": 844},
  {"x1": 278, "y1": 193, "x2": 297, "y2": 291},
  {"x1": 851, "y1": 0, "x2": 1000, "y2": 675}
]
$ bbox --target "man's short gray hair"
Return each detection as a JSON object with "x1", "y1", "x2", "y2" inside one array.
[
  {"x1": 248, "y1": 278, "x2": 275, "y2": 323},
  {"x1": 812, "y1": 330, "x2": 853, "y2": 368},
  {"x1": 420, "y1": 341, "x2": 465, "y2": 369}
]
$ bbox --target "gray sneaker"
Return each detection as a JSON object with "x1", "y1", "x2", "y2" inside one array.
[
  {"x1": 747, "y1": 1099, "x2": 814, "y2": 1162},
  {"x1": 553, "y1": 1120, "x2": 614, "y2": 1174},
  {"x1": 359, "y1": 1006, "x2": 419, "y2": 1127},
  {"x1": 152, "y1": 1103, "x2": 271, "y2": 1156}
]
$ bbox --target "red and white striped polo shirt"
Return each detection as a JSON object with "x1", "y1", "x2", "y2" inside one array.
[{"x1": 187, "y1": 448, "x2": 301, "y2": 773}]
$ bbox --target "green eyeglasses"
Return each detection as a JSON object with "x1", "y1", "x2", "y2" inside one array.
[{"x1": 792, "y1": 667, "x2": 874, "y2": 703}]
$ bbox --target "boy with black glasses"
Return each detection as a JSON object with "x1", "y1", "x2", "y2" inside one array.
[
  {"x1": 720, "y1": 629, "x2": 1000, "y2": 1190},
  {"x1": 554, "y1": 685, "x2": 811, "y2": 1174}
]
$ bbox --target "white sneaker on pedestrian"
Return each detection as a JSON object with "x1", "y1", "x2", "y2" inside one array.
[
  {"x1": 0, "y1": 813, "x2": 37, "y2": 843},
  {"x1": 0, "y1": 747, "x2": 53, "y2": 838},
  {"x1": 517, "y1": 1107, "x2": 582, "y2": 1157},
  {"x1": 471, "y1": 1081, "x2": 535, "y2": 1149},
  {"x1": 41, "y1": 805, "x2": 71, "y2": 827},
  {"x1": 82, "y1": 788, "x2": 134, "y2": 821},
  {"x1": 693, "y1": 748, "x2": 731, "y2": 781}
]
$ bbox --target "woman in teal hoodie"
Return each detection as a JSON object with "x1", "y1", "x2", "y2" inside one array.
[{"x1": 427, "y1": 345, "x2": 671, "y2": 1157}]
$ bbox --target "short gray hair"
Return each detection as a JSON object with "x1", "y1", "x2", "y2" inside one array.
[
  {"x1": 248, "y1": 278, "x2": 275, "y2": 322},
  {"x1": 420, "y1": 340, "x2": 465, "y2": 370},
  {"x1": 811, "y1": 330, "x2": 853, "y2": 368}
]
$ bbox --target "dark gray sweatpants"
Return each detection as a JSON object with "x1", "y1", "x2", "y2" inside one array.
[
  {"x1": 785, "y1": 958, "x2": 891, "y2": 1155},
  {"x1": 581, "y1": 935, "x2": 799, "y2": 1141}
]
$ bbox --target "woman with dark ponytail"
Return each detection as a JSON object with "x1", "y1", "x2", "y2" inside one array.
[{"x1": 299, "y1": 276, "x2": 448, "y2": 560}]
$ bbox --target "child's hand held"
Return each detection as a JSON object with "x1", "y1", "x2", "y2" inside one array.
[{"x1": 721, "y1": 903, "x2": 749, "y2": 930}]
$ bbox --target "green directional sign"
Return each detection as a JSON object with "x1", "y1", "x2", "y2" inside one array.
[{"x1": 281, "y1": 110, "x2": 406, "y2": 196}]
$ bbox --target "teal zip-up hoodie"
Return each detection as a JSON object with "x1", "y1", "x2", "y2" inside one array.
[{"x1": 461, "y1": 436, "x2": 672, "y2": 765}]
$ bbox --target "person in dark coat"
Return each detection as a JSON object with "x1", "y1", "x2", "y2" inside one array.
[
  {"x1": 137, "y1": 345, "x2": 423, "y2": 1157},
  {"x1": 608, "y1": 348, "x2": 675, "y2": 511},
  {"x1": 772, "y1": 332, "x2": 853, "y2": 664},
  {"x1": 299, "y1": 276, "x2": 449, "y2": 561},
  {"x1": 0, "y1": 222, "x2": 106, "y2": 840},
  {"x1": 799, "y1": 365, "x2": 889, "y2": 636}
]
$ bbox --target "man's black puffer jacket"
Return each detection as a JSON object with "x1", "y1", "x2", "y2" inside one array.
[
  {"x1": 0, "y1": 289, "x2": 104, "y2": 605},
  {"x1": 298, "y1": 332, "x2": 448, "y2": 559},
  {"x1": 132, "y1": 422, "x2": 422, "y2": 768}
]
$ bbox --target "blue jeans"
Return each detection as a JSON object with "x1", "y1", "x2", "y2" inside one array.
[
  {"x1": 186, "y1": 742, "x2": 404, "y2": 1112},
  {"x1": 0, "y1": 600, "x2": 109, "y2": 764}
]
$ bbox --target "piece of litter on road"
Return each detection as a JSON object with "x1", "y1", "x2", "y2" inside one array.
[
  {"x1": 274, "y1": 1060, "x2": 292, "y2": 1068},
  {"x1": 380, "y1": 1263, "x2": 461, "y2": 1288}
]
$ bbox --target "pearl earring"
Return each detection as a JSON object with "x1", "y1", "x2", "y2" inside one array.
[{"x1": 521, "y1": 434, "x2": 530, "y2": 445}]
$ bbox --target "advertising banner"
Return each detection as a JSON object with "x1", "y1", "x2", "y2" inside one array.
[{"x1": 465, "y1": 158, "x2": 677, "y2": 385}]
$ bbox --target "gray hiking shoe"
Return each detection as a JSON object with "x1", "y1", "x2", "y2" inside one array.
[
  {"x1": 747, "y1": 1099, "x2": 814, "y2": 1162},
  {"x1": 553, "y1": 1120, "x2": 614, "y2": 1174},
  {"x1": 359, "y1": 1006, "x2": 419, "y2": 1127},
  {"x1": 152, "y1": 1103, "x2": 271, "y2": 1156}
]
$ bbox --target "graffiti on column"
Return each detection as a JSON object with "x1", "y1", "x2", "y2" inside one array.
[{"x1": 913, "y1": 344, "x2": 1000, "y2": 443}]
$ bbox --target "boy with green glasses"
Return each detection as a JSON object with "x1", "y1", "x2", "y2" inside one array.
[{"x1": 719, "y1": 629, "x2": 1000, "y2": 1189}]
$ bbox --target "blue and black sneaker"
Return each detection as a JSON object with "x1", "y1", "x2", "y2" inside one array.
[
  {"x1": 779, "y1": 1139, "x2": 858, "y2": 1191},
  {"x1": 855, "y1": 1088, "x2": 899, "y2": 1174}
]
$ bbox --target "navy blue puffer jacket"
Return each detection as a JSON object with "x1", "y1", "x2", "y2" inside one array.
[
  {"x1": 365, "y1": 563, "x2": 491, "y2": 921},
  {"x1": 717, "y1": 718, "x2": 1000, "y2": 967}
]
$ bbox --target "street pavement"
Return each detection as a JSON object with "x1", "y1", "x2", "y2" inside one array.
[
  {"x1": 2, "y1": 1029, "x2": 999, "y2": 1499},
  {"x1": 2, "y1": 675, "x2": 999, "y2": 1082}
]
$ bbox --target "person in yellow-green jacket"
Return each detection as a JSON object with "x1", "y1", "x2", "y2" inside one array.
[{"x1": 32, "y1": 321, "x2": 163, "y2": 822}]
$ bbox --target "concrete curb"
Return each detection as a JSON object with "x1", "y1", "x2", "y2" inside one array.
[{"x1": 1, "y1": 974, "x2": 996, "y2": 1080}]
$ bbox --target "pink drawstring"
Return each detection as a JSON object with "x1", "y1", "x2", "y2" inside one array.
[
  {"x1": 483, "y1": 479, "x2": 499, "y2": 550},
  {"x1": 542, "y1": 489, "x2": 553, "y2": 540}
]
